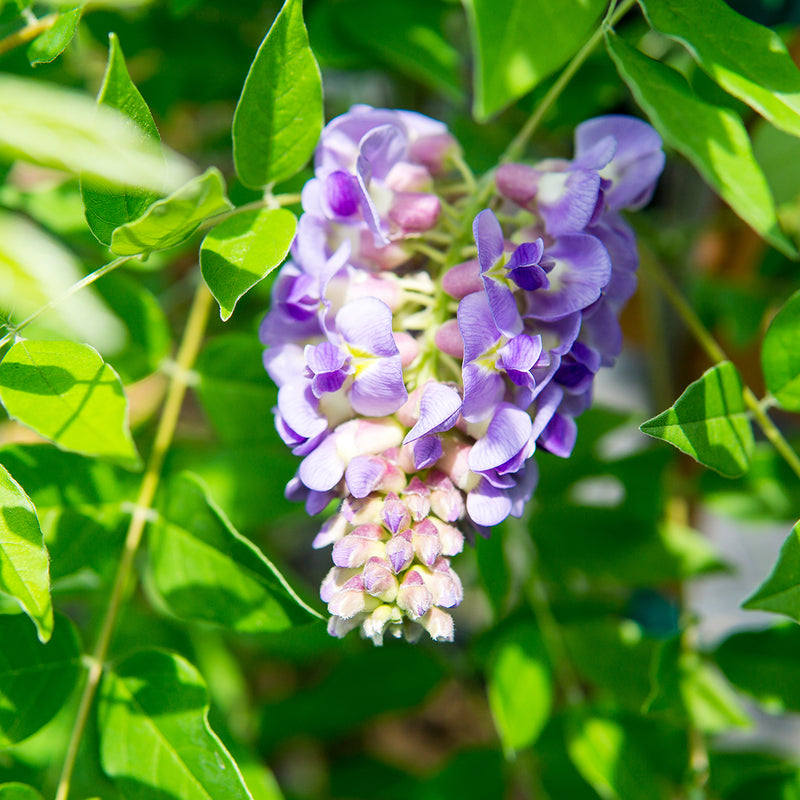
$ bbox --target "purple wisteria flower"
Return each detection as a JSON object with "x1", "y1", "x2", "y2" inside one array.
[{"x1": 259, "y1": 105, "x2": 664, "y2": 645}]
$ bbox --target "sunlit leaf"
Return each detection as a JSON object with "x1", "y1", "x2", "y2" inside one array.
[
  {"x1": 639, "y1": 0, "x2": 800, "y2": 138},
  {"x1": 27, "y1": 7, "x2": 81, "y2": 66},
  {"x1": 232, "y1": 0, "x2": 323, "y2": 188},
  {"x1": 99, "y1": 649, "x2": 252, "y2": 800},
  {"x1": 110, "y1": 167, "x2": 231, "y2": 256},
  {"x1": 0, "y1": 613, "x2": 80, "y2": 746},
  {"x1": 0, "y1": 75, "x2": 193, "y2": 193},
  {"x1": 200, "y1": 207, "x2": 296, "y2": 321},
  {"x1": 487, "y1": 621, "x2": 552, "y2": 755},
  {"x1": 743, "y1": 520, "x2": 800, "y2": 621},
  {"x1": 607, "y1": 31, "x2": 796, "y2": 258},
  {"x1": 640, "y1": 361, "x2": 754, "y2": 478},
  {"x1": 762, "y1": 289, "x2": 800, "y2": 411},
  {"x1": 0, "y1": 464, "x2": 51, "y2": 642},
  {"x1": 0, "y1": 340, "x2": 140, "y2": 467},
  {"x1": 0, "y1": 785, "x2": 44, "y2": 800},
  {"x1": 149, "y1": 473, "x2": 321, "y2": 632},
  {"x1": 81, "y1": 33, "x2": 162, "y2": 246},
  {"x1": 464, "y1": 0, "x2": 606, "y2": 121}
]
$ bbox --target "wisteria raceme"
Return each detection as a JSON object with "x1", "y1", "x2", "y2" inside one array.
[{"x1": 261, "y1": 106, "x2": 664, "y2": 644}]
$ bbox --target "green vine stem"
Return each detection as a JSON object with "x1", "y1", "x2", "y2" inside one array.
[
  {"x1": 54, "y1": 280, "x2": 214, "y2": 800},
  {"x1": 0, "y1": 11, "x2": 57, "y2": 57},
  {"x1": 0, "y1": 255, "x2": 137, "y2": 350},
  {"x1": 641, "y1": 250, "x2": 800, "y2": 481}
]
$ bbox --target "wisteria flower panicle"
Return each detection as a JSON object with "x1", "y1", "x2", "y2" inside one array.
[{"x1": 260, "y1": 105, "x2": 664, "y2": 644}]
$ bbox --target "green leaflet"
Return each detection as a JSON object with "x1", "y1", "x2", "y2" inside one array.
[
  {"x1": 640, "y1": 361, "x2": 754, "y2": 478},
  {"x1": 606, "y1": 31, "x2": 797, "y2": 258},
  {"x1": 99, "y1": 650, "x2": 252, "y2": 800},
  {"x1": 148, "y1": 473, "x2": 321, "y2": 632},
  {"x1": 639, "y1": 0, "x2": 800, "y2": 139},
  {"x1": 744, "y1": 521, "x2": 800, "y2": 621},
  {"x1": 487, "y1": 621, "x2": 552, "y2": 755},
  {"x1": 200, "y1": 207, "x2": 296, "y2": 321},
  {"x1": 762, "y1": 289, "x2": 800, "y2": 411},
  {"x1": 232, "y1": 0, "x2": 323, "y2": 188},
  {"x1": 0, "y1": 74, "x2": 194, "y2": 193},
  {"x1": 464, "y1": 0, "x2": 606, "y2": 121},
  {"x1": 110, "y1": 168, "x2": 232, "y2": 256},
  {"x1": 0, "y1": 464, "x2": 51, "y2": 642},
  {"x1": 0, "y1": 614, "x2": 81, "y2": 746},
  {"x1": 0, "y1": 340, "x2": 140, "y2": 468},
  {"x1": 81, "y1": 33, "x2": 162, "y2": 246},
  {"x1": 0, "y1": 785, "x2": 44, "y2": 800},
  {"x1": 27, "y1": 7, "x2": 81, "y2": 66}
]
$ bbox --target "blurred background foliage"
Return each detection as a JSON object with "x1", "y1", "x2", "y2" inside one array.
[{"x1": 3, "y1": 1, "x2": 800, "y2": 798}]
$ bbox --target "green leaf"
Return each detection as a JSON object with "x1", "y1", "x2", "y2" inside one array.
[
  {"x1": 0, "y1": 340, "x2": 140, "y2": 467},
  {"x1": 81, "y1": 33, "x2": 162, "y2": 246},
  {"x1": 0, "y1": 464, "x2": 51, "y2": 642},
  {"x1": 99, "y1": 649, "x2": 253, "y2": 800},
  {"x1": 566, "y1": 715, "x2": 663, "y2": 800},
  {"x1": 487, "y1": 621, "x2": 552, "y2": 755},
  {"x1": 639, "y1": 361, "x2": 754, "y2": 478},
  {"x1": 762, "y1": 289, "x2": 800, "y2": 411},
  {"x1": 0, "y1": 785, "x2": 44, "y2": 800},
  {"x1": 743, "y1": 521, "x2": 800, "y2": 620},
  {"x1": 200, "y1": 207, "x2": 296, "y2": 321},
  {"x1": 232, "y1": 0, "x2": 323, "y2": 189},
  {"x1": 195, "y1": 335, "x2": 277, "y2": 444},
  {"x1": 149, "y1": 473, "x2": 321, "y2": 632},
  {"x1": 0, "y1": 75, "x2": 194, "y2": 194},
  {"x1": 110, "y1": 168, "x2": 231, "y2": 256},
  {"x1": 606, "y1": 31, "x2": 796, "y2": 258},
  {"x1": 638, "y1": 0, "x2": 800, "y2": 139},
  {"x1": 27, "y1": 7, "x2": 81, "y2": 66},
  {"x1": 0, "y1": 613, "x2": 81, "y2": 746},
  {"x1": 464, "y1": 0, "x2": 606, "y2": 121}
]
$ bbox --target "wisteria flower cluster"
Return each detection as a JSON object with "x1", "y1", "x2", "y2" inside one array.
[{"x1": 261, "y1": 105, "x2": 664, "y2": 645}]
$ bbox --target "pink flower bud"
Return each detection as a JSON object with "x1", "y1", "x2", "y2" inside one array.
[
  {"x1": 429, "y1": 518, "x2": 464, "y2": 556},
  {"x1": 412, "y1": 518, "x2": 442, "y2": 566},
  {"x1": 394, "y1": 332, "x2": 420, "y2": 368},
  {"x1": 381, "y1": 492, "x2": 411, "y2": 534},
  {"x1": 422, "y1": 558, "x2": 463, "y2": 608},
  {"x1": 363, "y1": 557, "x2": 399, "y2": 602},
  {"x1": 362, "y1": 604, "x2": 403, "y2": 645},
  {"x1": 385, "y1": 530, "x2": 414, "y2": 574},
  {"x1": 359, "y1": 230, "x2": 409, "y2": 271},
  {"x1": 332, "y1": 526, "x2": 386, "y2": 568},
  {"x1": 327, "y1": 614, "x2": 364, "y2": 638},
  {"x1": 385, "y1": 161, "x2": 432, "y2": 192},
  {"x1": 397, "y1": 570, "x2": 433, "y2": 619},
  {"x1": 442, "y1": 259, "x2": 481, "y2": 299},
  {"x1": 410, "y1": 132, "x2": 460, "y2": 174},
  {"x1": 419, "y1": 606, "x2": 454, "y2": 641},
  {"x1": 428, "y1": 473, "x2": 466, "y2": 523},
  {"x1": 434, "y1": 320, "x2": 464, "y2": 359},
  {"x1": 320, "y1": 566, "x2": 360, "y2": 603},
  {"x1": 328, "y1": 583, "x2": 380, "y2": 619},
  {"x1": 439, "y1": 440, "x2": 480, "y2": 492},
  {"x1": 342, "y1": 495, "x2": 384, "y2": 526},
  {"x1": 494, "y1": 162, "x2": 540, "y2": 207},
  {"x1": 389, "y1": 192, "x2": 441, "y2": 233},
  {"x1": 402, "y1": 477, "x2": 431, "y2": 521}
]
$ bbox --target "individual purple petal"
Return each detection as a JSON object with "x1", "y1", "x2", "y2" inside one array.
[
  {"x1": 469, "y1": 403, "x2": 533, "y2": 473},
  {"x1": 530, "y1": 383, "x2": 564, "y2": 441},
  {"x1": 403, "y1": 383, "x2": 462, "y2": 444},
  {"x1": 458, "y1": 291, "x2": 500, "y2": 363},
  {"x1": 466, "y1": 478, "x2": 513, "y2": 527},
  {"x1": 358, "y1": 123, "x2": 407, "y2": 180},
  {"x1": 262, "y1": 342, "x2": 305, "y2": 387},
  {"x1": 474, "y1": 208, "x2": 505, "y2": 272},
  {"x1": 299, "y1": 433, "x2": 345, "y2": 492},
  {"x1": 305, "y1": 341, "x2": 352, "y2": 397},
  {"x1": 505, "y1": 241, "x2": 550, "y2": 290},
  {"x1": 525, "y1": 233, "x2": 611, "y2": 321},
  {"x1": 349, "y1": 357, "x2": 408, "y2": 416},
  {"x1": 411, "y1": 435, "x2": 443, "y2": 469},
  {"x1": 536, "y1": 168, "x2": 602, "y2": 236},
  {"x1": 580, "y1": 302, "x2": 623, "y2": 367},
  {"x1": 498, "y1": 334, "x2": 543, "y2": 388},
  {"x1": 278, "y1": 381, "x2": 329, "y2": 439},
  {"x1": 337, "y1": 297, "x2": 399, "y2": 357},
  {"x1": 538, "y1": 413, "x2": 577, "y2": 458},
  {"x1": 461, "y1": 363, "x2": 504, "y2": 423},
  {"x1": 345, "y1": 455, "x2": 386, "y2": 498},
  {"x1": 324, "y1": 170, "x2": 360, "y2": 217},
  {"x1": 483, "y1": 264, "x2": 523, "y2": 338}
]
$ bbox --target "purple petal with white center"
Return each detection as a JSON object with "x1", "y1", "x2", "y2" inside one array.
[
  {"x1": 278, "y1": 381, "x2": 328, "y2": 439},
  {"x1": 262, "y1": 342, "x2": 305, "y2": 387},
  {"x1": 349, "y1": 357, "x2": 407, "y2": 416},
  {"x1": 538, "y1": 413, "x2": 577, "y2": 458},
  {"x1": 458, "y1": 291, "x2": 500, "y2": 363},
  {"x1": 299, "y1": 433, "x2": 345, "y2": 491},
  {"x1": 525, "y1": 233, "x2": 611, "y2": 321},
  {"x1": 483, "y1": 270, "x2": 523, "y2": 337},
  {"x1": 404, "y1": 383, "x2": 462, "y2": 444},
  {"x1": 499, "y1": 334, "x2": 543, "y2": 388},
  {"x1": 474, "y1": 208, "x2": 504, "y2": 272},
  {"x1": 358, "y1": 123, "x2": 407, "y2": 180},
  {"x1": 461, "y1": 363, "x2": 504, "y2": 423},
  {"x1": 469, "y1": 403, "x2": 533, "y2": 473},
  {"x1": 412, "y1": 435, "x2": 443, "y2": 469},
  {"x1": 537, "y1": 168, "x2": 602, "y2": 236},
  {"x1": 345, "y1": 455, "x2": 386, "y2": 498},
  {"x1": 505, "y1": 241, "x2": 550, "y2": 290},
  {"x1": 337, "y1": 297, "x2": 399, "y2": 357},
  {"x1": 466, "y1": 478, "x2": 513, "y2": 527},
  {"x1": 531, "y1": 383, "x2": 564, "y2": 441}
]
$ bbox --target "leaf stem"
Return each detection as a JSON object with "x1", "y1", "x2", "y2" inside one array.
[
  {"x1": 54, "y1": 280, "x2": 214, "y2": 800},
  {"x1": 0, "y1": 255, "x2": 136, "y2": 350},
  {"x1": 199, "y1": 192, "x2": 302, "y2": 231},
  {"x1": 501, "y1": 0, "x2": 638, "y2": 164},
  {"x1": 642, "y1": 251, "x2": 800, "y2": 481},
  {"x1": 0, "y1": 12, "x2": 58, "y2": 57}
]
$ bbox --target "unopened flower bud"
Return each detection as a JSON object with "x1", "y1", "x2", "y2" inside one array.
[
  {"x1": 363, "y1": 557, "x2": 399, "y2": 602},
  {"x1": 385, "y1": 530, "x2": 414, "y2": 574},
  {"x1": 419, "y1": 606, "x2": 455, "y2": 641},
  {"x1": 397, "y1": 570, "x2": 433, "y2": 619},
  {"x1": 389, "y1": 192, "x2": 440, "y2": 233},
  {"x1": 381, "y1": 492, "x2": 411, "y2": 534},
  {"x1": 402, "y1": 477, "x2": 431, "y2": 521},
  {"x1": 412, "y1": 518, "x2": 442, "y2": 566}
]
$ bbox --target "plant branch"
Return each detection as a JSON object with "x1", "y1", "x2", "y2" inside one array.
[
  {"x1": 0, "y1": 255, "x2": 136, "y2": 350},
  {"x1": 642, "y1": 252, "x2": 800, "y2": 481},
  {"x1": 501, "y1": 0, "x2": 638, "y2": 164},
  {"x1": 0, "y1": 12, "x2": 57, "y2": 57},
  {"x1": 54, "y1": 280, "x2": 214, "y2": 800}
]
